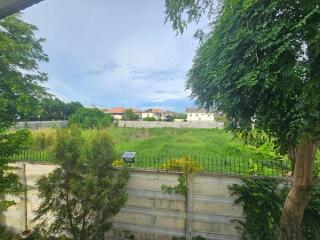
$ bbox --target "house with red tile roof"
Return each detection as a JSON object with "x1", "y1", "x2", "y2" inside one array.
[
  {"x1": 103, "y1": 107, "x2": 143, "y2": 120},
  {"x1": 141, "y1": 108, "x2": 167, "y2": 121},
  {"x1": 103, "y1": 107, "x2": 127, "y2": 120}
]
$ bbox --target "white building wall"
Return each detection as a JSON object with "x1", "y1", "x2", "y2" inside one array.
[
  {"x1": 187, "y1": 113, "x2": 215, "y2": 122},
  {"x1": 112, "y1": 114, "x2": 123, "y2": 120},
  {"x1": 142, "y1": 113, "x2": 162, "y2": 121}
]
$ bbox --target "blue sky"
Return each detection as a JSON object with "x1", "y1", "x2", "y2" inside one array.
[{"x1": 21, "y1": 0, "x2": 206, "y2": 112}]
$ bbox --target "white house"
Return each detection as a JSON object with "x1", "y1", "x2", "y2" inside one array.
[
  {"x1": 185, "y1": 108, "x2": 215, "y2": 122},
  {"x1": 103, "y1": 107, "x2": 127, "y2": 120},
  {"x1": 142, "y1": 109, "x2": 166, "y2": 121}
]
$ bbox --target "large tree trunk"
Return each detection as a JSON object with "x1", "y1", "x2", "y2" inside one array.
[{"x1": 278, "y1": 139, "x2": 317, "y2": 240}]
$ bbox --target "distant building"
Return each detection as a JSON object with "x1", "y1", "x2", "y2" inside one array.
[
  {"x1": 103, "y1": 107, "x2": 127, "y2": 120},
  {"x1": 142, "y1": 108, "x2": 166, "y2": 121},
  {"x1": 185, "y1": 108, "x2": 215, "y2": 122},
  {"x1": 103, "y1": 107, "x2": 143, "y2": 120}
]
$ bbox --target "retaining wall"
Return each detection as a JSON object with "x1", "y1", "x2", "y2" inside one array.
[
  {"x1": 3, "y1": 163, "x2": 242, "y2": 240},
  {"x1": 118, "y1": 121, "x2": 224, "y2": 129}
]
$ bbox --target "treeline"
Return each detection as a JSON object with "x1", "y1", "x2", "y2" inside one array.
[{"x1": 24, "y1": 98, "x2": 84, "y2": 121}]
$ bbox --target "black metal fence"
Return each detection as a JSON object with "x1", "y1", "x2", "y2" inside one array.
[
  {"x1": 125, "y1": 154, "x2": 291, "y2": 177},
  {"x1": 9, "y1": 150, "x2": 55, "y2": 163},
  {"x1": 9, "y1": 150, "x2": 291, "y2": 177}
]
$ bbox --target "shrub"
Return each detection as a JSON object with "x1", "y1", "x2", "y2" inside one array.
[
  {"x1": 160, "y1": 157, "x2": 203, "y2": 173},
  {"x1": 34, "y1": 127, "x2": 130, "y2": 239},
  {"x1": 68, "y1": 108, "x2": 113, "y2": 129},
  {"x1": 229, "y1": 178, "x2": 320, "y2": 240},
  {"x1": 112, "y1": 159, "x2": 125, "y2": 167},
  {"x1": 161, "y1": 157, "x2": 202, "y2": 197},
  {"x1": 143, "y1": 116, "x2": 156, "y2": 121}
]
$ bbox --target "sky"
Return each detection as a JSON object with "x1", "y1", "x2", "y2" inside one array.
[{"x1": 21, "y1": 0, "x2": 206, "y2": 112}]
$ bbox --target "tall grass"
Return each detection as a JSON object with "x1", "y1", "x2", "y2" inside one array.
[
  {"x1": 27, "y1": 126, "x2": 283, "y2": 162},
  {"x1": 30, "y1": 128, "x2": 57, "y2": 151}
]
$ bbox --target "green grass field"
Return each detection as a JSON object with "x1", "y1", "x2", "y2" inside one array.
[{"x1": 9, "y1": 127, "x2": 292, "y2": 176}]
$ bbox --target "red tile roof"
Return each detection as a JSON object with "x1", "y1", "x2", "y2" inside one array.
[{"x1": 104, "y1": 107, "x2": 127, "y2": 114}]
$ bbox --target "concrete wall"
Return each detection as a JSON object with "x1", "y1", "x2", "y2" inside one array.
[
  {"x1": 12, "y1": 121, "x2": 68, "y2": 130},
  {"x1": 118, "y1": 121, "x2": 224, "y2": 129},
  {"x1": 187, "y1": 113, "x2": 215, "y2": 122},
  {"x1": 3, "y1": 163, "x2": 242, "y2": 240}
]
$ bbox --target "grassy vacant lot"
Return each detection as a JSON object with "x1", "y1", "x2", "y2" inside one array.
[
  {"x1": 10, "y1": 127, "x2": 294, "y2": 176},
  {"x1": 25, "y1": 127, "x2": 265, "y2": 159}
]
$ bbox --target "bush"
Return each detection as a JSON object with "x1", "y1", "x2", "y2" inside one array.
[
  {"x1": 160, "y1": 157, "x2": 203, "y2": 173},
  {"x1": 229, "y1": 178, "x2": 320, "y2": 240},
  {"x1": 34, "y1": 127, "x2": 130, "y2": 239},
  {"x1": 161, "y1": 157, "x2": 202, "y2": 197},
  {"x1": 143, "y1": 116, "x2": 156, "y2": 121},
  {"x1": 68, "y1": 108, "x2": 113, "y2": 129},
  {"x1": 112, "y1": 159, "x2": 125, "y2": 167}
]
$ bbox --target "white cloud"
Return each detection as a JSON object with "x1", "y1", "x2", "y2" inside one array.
[{"x1": 21, "y1": 0, "x2": 207, "y2": 111}]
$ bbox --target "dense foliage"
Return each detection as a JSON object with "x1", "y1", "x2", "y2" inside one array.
[
  {"x1": 165, "y1": 1, "x2": 320, "y2": 238},
  {"x1": 26, "y1": 98, "x2": 84, "y2": 121},
  {"x1": 34, "y1": 127, "x2": 129, "y2": 239},
  {"x1": 143, "y1": 116, "x2": 156, "y2": 121},
  {"x1": 123, "y1": 109, "x2": 139, "y2": 121},
  {"x1": 183, "y1": 0, "x2": 320, "y2": 150},
  {"x1": 0, "y1": 14, "x2": 48, "y2": 213},
  {"x1": 68, "y1": 108, "x2": 113, "y2": 129},
  {"x1": 229, "y1": 178, "x2": 320, "y2": 240}
]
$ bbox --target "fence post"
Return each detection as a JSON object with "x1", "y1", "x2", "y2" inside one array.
[
  {"x1": 186, "y1": 173, "x2": 193, "y2": 240},
  {"x1": 19, "y1": 162, "x2": 28, "y2": 231}
]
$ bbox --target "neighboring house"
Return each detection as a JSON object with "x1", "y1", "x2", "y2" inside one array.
[
  {"x1": 186, "y1": 108, "x2": 215, "y2": 122},
  {"x1": 103, "y1": 107, "x2": 143, "y2": 120},
  {"x1": 142, "y1": 108, "x2": 166, "y2": 121},
  {"x1": 103, "y1": 107, "x2": 127, "y2": 120}
]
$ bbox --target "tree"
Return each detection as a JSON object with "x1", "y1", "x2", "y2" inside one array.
[
  {"x1": 0, "y1": 14, "x2": 48, "y2": 212},
  {"x1": 67, "y1": 101, "x2": 84, "y2": 117},
  {"x1": 165, "y1": 0, "x2": 320, "y2": 239},
  {"x1": 34, "y1": 127, "x2": 130, "y2": 240},
  {"x1": 26, "y1": 98, "x2": 84, "y2": 121},
  {"x1": 68, "y1": 108, "x2": 113, "y2": 129},
  {"x1": 123, "y1": 109, "x2": 139, "y2": 121},
  {"x1": 38, "y1": 98, "x2": 68, "y2": 120}
]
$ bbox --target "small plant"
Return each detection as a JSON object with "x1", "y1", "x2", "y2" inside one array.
[
  {"x1": 161, "y1": 175, "x2": 187, "y2": 197},
  {"x1": 112, "y1": 159, "x2": 125, "y2": 167},
  {"x1": 160, "y1": 157, "x2": 202, "y2": 173},
  {"x1": 161, "y1": 157, "x2": 202, "y2": 198}
]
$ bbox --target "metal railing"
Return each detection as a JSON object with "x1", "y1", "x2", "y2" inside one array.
[
  {"x1": 9, "y1": 150, "x2": 291, "y2": 177},
  {"x1": 126, "y1": 154, "x2": 290, "y2": 177}
]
